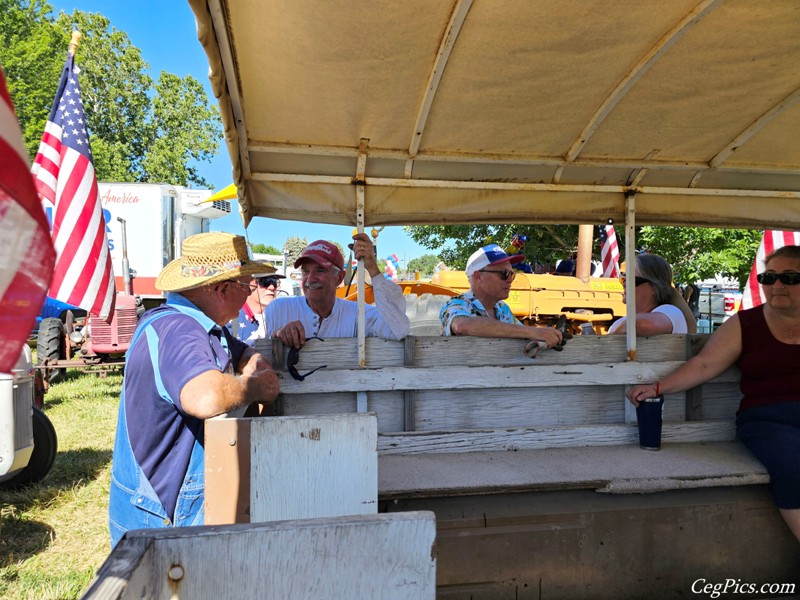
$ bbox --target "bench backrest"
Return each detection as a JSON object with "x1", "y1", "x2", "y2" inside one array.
[{"x1": 254, "y1": 334, "x2": 741, "y2": 449}]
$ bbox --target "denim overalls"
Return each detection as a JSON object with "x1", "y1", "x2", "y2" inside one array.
[{"x1": 108, "y1": 305, "x2": 212, "y2": 547}]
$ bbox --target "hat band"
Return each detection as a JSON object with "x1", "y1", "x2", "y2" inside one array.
[{"x1": 181, "y1": 259, "x2": 246, "y2": 278}]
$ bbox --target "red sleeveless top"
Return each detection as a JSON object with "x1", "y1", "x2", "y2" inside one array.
[{"x1": 736, "y1": 304, "x2": 800, "y2": 413}]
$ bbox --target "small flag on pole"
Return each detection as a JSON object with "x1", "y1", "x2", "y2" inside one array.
[
  {"x1": 599, "y1": 223, "x2": 621, "y2": 278},
  {"x1": 31, "y1": 40, "x2": 115, "y2": 321},
  {"x1": 0, "y1": 68, "x2": 56, "y2": 372},
  {"x1": 741, "y1": 230, "x2": 800, "y2": 310}
]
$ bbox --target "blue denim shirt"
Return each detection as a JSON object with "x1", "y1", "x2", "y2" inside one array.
[{"x1": 108, "y1": 294, "x2": 244, "y2": 547}]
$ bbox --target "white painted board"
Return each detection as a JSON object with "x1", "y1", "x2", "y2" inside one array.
[
  {"x1": 249, "y1": 414, "x2": 378, "y2": 522},
  {"x1": 85, "y1": 512, "x2": 436, "y2": 600}
]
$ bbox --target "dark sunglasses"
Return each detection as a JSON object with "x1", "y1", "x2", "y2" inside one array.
[
  {"x1": 756, "y1": 272, "x2": 800, "y2": 286},
  {"x1": 257, "y1": 276, "x2": 281, "y2": 288},
  {"x1": 619, "y1": 274, "x2": 651, "y2": 287},
  {"x1": 287, "y1": 336, "x2": 327, "y2": 381},
  {"x1": 479, "y1": 268, "x2": 515, "y2": 281}
]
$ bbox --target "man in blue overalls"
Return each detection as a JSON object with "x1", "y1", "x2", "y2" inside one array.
[{"x1": 109, "y1": 232, "x2": 280, "y2": 547}]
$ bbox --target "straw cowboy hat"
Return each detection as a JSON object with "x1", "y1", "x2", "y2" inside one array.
[{"x1": 156, "y1": 232, "x2": 275, "y2": 292}]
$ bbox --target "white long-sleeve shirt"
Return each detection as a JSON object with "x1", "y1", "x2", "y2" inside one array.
[{"x1": 265, "y1": 275, "x2": 410, "y2": 340}]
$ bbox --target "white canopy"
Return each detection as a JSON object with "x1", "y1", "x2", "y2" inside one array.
[{"x1": 188, "y1": 0, "x2": 800, "y2": 230}]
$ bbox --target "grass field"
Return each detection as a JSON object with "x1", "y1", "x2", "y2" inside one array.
[{"x1": 0, "y1": 368, "x2": 122, "y2": 600}]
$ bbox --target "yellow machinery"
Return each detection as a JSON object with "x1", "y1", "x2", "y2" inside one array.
[
  {"x1": 432, "y1": 271, "x2": 625, "y2": 334},
  {"x1": 339, "y1": 273, "x2": 625, "y2": 334}
]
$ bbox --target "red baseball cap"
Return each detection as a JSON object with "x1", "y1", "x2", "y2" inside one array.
[{"x1": 294, "y1": 240, "x2": 345, "y2": 270}]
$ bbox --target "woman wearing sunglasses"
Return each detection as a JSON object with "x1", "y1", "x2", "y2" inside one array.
[
  {"x1": 627, "y1": 245, "x2": 800, "y2": 542},
  {"x1": 607, "y1": 253, "x2": 697, "y2": 336},
  {"x1": 232, "y1": 269, "x2": 285, "y2": 346}
]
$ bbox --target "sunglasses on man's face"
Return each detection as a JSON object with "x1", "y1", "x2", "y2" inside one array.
[
  {"x1": 756, "y1": 272, "x2": 800, "y2": 286},
  {"x1": 619, "y1": 274, "x2": 652, "y2": 287},
  {"x1": 287, "y1": 336, "x2": 327, "y2": 381},
  {"x1": 257, "y1": 277, "x2": 281, "y2": 288},
  {"x1": 479, "y1": 268, "x2": 515, "y2": 281}
]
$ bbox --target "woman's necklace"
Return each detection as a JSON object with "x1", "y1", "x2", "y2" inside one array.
[{"x1": 766, "y1": 307, "x2": 799, "y2": 341}]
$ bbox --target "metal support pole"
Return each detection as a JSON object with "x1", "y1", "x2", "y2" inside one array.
[
  {"x1": 623, "y1": 191, "x2": 638, "y2": 425},
  {"x1": 624, "y1": 191, "x2": 637, "y2": 361},
  {"x1": 355, "y1": 139, "x2": 369, "y2": 413}
]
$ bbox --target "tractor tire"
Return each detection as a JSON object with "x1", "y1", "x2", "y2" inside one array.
[
  {"x1": 37, "y1": 317, "x2": 66, "y2": 385},
  {"x1": 405, "y1": 293, "x2": 451, "y2": 336},
  {"x1": 0, "y1": 407, "x2": 58, "y2": 489}
]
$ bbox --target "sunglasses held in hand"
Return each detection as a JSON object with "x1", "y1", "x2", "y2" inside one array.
[{"x1": 287, "y1": 337, "x2": 327, "y2": 381}]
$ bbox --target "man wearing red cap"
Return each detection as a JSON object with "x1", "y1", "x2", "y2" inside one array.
[
  {"x1": 266, "y1": 233, "x2": 409, "y2": 347},
  {"x1": 439, "y1": 244, "x2": 562, "y2": 347}
]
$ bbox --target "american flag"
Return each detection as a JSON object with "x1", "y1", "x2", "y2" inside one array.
[
  {"x1": 741, "y1": 230, "x2": 800, "y2": 310},
  {"x1": 599, "y1": 224, "x2": 621, "y2": 278},
  {"x1": 0, "y1": 68, "x2": 56, "y2": 372},
  {"x1": 31, "y1": 52, "x2": 115, "y2": 321}
]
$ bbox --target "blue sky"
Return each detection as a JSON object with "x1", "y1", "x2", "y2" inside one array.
[{"x1": 48, "y1": 0, "x2": 433, "y2": 266}]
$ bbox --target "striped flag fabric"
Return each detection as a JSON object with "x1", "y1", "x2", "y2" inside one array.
[
  {"x1": 741, "y1": 230, "x2": 800, "y2": 310},
  {"x1": 599, "y1": 224, "x2": 621, "y2": 278},
  {"x1": 0, "y1": 68, "x2": 56, "y2": 372},
  {"x1": 31, "y1": 52, "x2": 115, "y2": 321}
]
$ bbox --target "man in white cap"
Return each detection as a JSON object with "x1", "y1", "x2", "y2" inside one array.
[
  {"x1": 266, "y1": 233, "x2": 409, "y2": 348},
  {"x1": 109, "y1": 232, "x2": 279, "y2": 547},
  {"x1": 439, "y1": 244, "x2": 563, "y2": 347}
]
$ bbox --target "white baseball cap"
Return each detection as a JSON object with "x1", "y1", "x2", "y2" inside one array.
[{"x1": 465, "y1": 244, "x2": 525, "y2": 277}]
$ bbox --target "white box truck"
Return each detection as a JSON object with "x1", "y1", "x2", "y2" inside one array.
[
  {"x1": 96, "y1": 182, "x2": 232, "y2": 303},
  {"x1": 36, "y1": 183, "x2": 233, "y2": 383}
]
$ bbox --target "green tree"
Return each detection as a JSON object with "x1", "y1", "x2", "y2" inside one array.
[
  {"x1": 0, "y1": 1, "x2": 222, "y2": 187},
  {"x1": 407, "y1": 254, "x2": 440, "y2": 277},
  {"x1": 405, "y1": 224, "x2": 585, "y2": 270},
  {"x1": 251, "y1": 243, "x2": 281, "y2": 255},
  {"x1": 283, "y1": 236, "x2": 308, "y2": 265},
  {"x1": 407, "y1": 223, "x2": 763, "y2": 288},
  {"x1": 142, "y1": 72, "x2": 220, "y2": 187},
  {"x1": 638, "y1": 227, "x2": 761, "y2": 289},
  {"x1": 0, "y1": 0, "x2": 64, "y2": 155}
]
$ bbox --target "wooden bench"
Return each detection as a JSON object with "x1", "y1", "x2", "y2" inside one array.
[
  {"x1": 203, "y1": 334, "x2": 799, "y2": 598},
  {"x1": 246, "y1": 334, "x2": 767, "y2": 500}
]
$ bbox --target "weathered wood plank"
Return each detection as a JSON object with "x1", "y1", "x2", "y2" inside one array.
[
  {"x1": 81, "y1": 537, "x2": 152, "y2": 600},
  {"x1": 282, "y1": 391, "x2": 404, "y2": 432},
  {"x1": 260, "y1": 334, "x2": 705, "y2": 372},
  {"x1": 696, "y1": 382, "x2": 743, "y2": 420},
  {"x1": 412, "y1": 387, "x2": 626, "y2": 430},
  {"x1": 88, "y1": 513, "x2": 436, "y2": 600},
  {"x1": 403, "y1": 336, "x2": 416, "y2": 431},
  {"x1": 249, "y1": 414, "x2": 378, "y2": 522},
  {"x1": 205, "y1": 419, "x2": 251, "y2": 524},
  {"x1": 377, "y1": 421, "x2": 737, "y2": 455},
  {"x1": 378, "y1": 442, "x2": 768, "y2": 499},
  {"x1": 258, "y1": 336, "x2": 405, "y2": 369},
  {"x1": 411, "y1": 333, "x2": 691, "y2": 366},
  {"x1": 274, "y1": 361, "x2": 738, "y2": 394}
]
